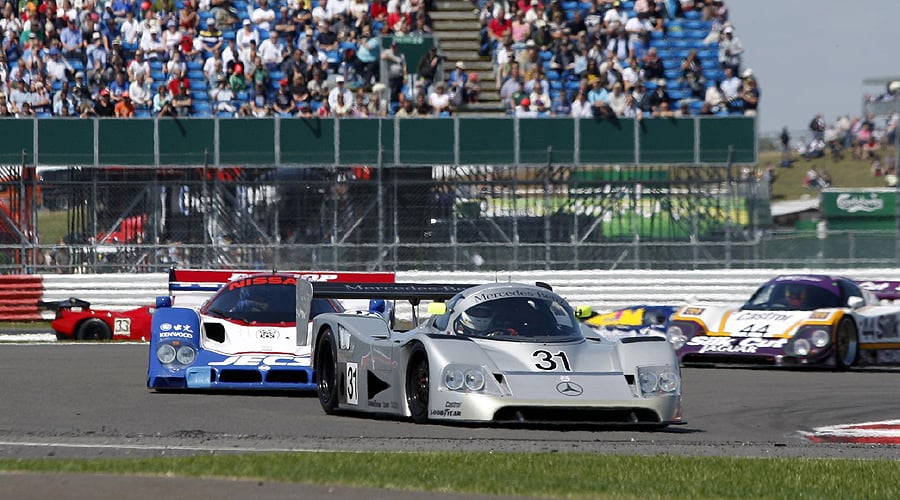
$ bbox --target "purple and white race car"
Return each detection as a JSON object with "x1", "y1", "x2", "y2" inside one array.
[{"x1": 666, "y1": 274, "x2": 900, "y2": 369}]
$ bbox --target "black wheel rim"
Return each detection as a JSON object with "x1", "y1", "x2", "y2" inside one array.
[
  {"x1": 408, "y1": 356, "x2": 429, "y2": 415},
  {"x1": 836, "y1": 322, "x2": 856, "y2": 366},
  {"x1": 317, "y1": 338, "x2": 335, "y2": 404}
]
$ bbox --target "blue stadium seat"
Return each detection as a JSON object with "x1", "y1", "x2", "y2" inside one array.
[
  {"x1": 67, "y1": 58, "x2": 84, "y2": 71},
  {"x1": 223, "y1": 30, "x2": 236, "y2": 41},
  {"x1": 150, "y1": 60, "x2": 163, "y2": 70},
  {"x1": 561, "y1": 1, "x2": 578, "y2": 11},
  {"x1": 550, "y1": 80, "x2": 563, "y2": 91},
  {"x1": 664, "y1": 69, "x2": 680, "y2": 80},
  {"x1": 683, "y1": 9, "x2": 701, "y2": 20},
  {"x1": 151, "y1": 71, "x2": 166, "y2": 82},
  {"x1": 545, "y1": 70, "x2": 560, "y2": 81},
  {"x1": 135, "y1": 109, "x2": 152, "y2": 118},
  {"x1": 188, "y1": 69, "x2": 205, "y2": 80},
  {"x1": 237, "y1": 91, "x2": 249, "y2": 101},
  {"x1": 187, "y1": 61, "x2": 202, "y2": 71},
  {"x1": 193, "y1": 91, "x2": 209, "y2": 101}
]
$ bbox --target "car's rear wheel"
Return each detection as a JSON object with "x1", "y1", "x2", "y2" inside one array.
[
  {"x1": 834, "y1": 317, "x2": 858, "y2": 370},
  {"x1": 316, "y1": 328, "x2": 340, "y2": 414},
  {"x1": 406, "y1": 344, "x2": 430, "y2": 424},
  {"x1": 76, "y1": 318, "x2": 112, "y2": 340}
]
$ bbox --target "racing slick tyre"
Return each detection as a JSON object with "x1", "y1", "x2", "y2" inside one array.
[
  {"x1": 315, "y1": 328, "x2": 340, "y2": 414},
  {"x1": 834, "y1": 317, "x2": 859, "y2": 370},
  {"x1": 55, "y1": 331, "x2": 69, "y2": 341},
  {"x1": 75, "y1": 318, "x2": 112, "y2": 340},
  {"x1": 405, "y1": 343, "x2": 430, "y2": 424}
]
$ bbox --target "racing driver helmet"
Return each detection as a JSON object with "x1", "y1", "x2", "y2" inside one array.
[
  {"x1": 454, "y1": 306, "x2": 494, "y2": 336},
  {"x1": 785, "y1": 285, "x2": 807, "y2": 308}
]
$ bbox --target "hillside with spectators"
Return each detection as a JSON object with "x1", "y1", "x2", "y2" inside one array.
[{"x1": 0, "y1": 0, "x2": 758, "y2": 118}]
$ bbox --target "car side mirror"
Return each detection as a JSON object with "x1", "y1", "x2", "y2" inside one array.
[
  {"x1": 847, "y1": 296, "x2": 865, "y2": 309},
  {"x1": 574, "y1": 305, "x2": 592, "y2": 319}
]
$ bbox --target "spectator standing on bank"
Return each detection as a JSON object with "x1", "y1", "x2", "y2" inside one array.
[{"x1": 779, "y1": 127, "x2": 791, "y2": 167}]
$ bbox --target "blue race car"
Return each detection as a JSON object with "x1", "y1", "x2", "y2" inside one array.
[{"x1": 147, "y1": 269, "x2": 394, "y2": 390}]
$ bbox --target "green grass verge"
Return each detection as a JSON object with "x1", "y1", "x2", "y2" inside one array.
[
  {"x1": 762, "y1": 148, "x2": 896, "y2": 202},
  {"x1": 1, "y1": 452, "x2": 899, "y2": 499}
]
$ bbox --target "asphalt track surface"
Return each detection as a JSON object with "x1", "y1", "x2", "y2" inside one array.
[{"x1": 2, "y1": 342, "x2": 900, "y2": 498}]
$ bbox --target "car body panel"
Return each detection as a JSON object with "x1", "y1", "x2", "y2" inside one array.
[{"x1": 310, "y1": 282, "x2": 683, "y2": 425}]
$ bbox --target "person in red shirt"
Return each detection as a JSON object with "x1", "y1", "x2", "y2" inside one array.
[{"x1": 488, "y1": 8, "x2": 511, "y2": 47}]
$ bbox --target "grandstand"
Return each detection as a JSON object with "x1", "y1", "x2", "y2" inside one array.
[{"x1": 0, "y1": 0, "x2": 747, "y2": 118}]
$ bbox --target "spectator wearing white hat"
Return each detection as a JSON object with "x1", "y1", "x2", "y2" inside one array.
[
  {"x1": 327, "y1": 74, "x2": 354, "y2": 111},
  {"x1": 718, "y1": 25, "x2": 743, "y2": 75}
]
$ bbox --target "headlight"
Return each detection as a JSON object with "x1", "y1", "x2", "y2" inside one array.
[
  {"x1": 792, "y1": 338, "x2": 811, "y2": 356},
  {"x1": 444, "y1": 368, "x2": 465, "y2": 390},
  {"x1": 176, "y1": 345, "x2": 196, "y2": 365},
  {"x1": 667, "y1": 325, "x2": 688, "y2": 350},
  {"x1": 658, "y1": 371, "x2": 680, "y2": 393},
  {"x1": 810, "y1": 329, "x2": 830, "y2": 348},
  {"x1": 638, "y1": 371, "x2": 658, "y2": 393},
  {"x1": 442, "y1": 365, "x2": 486, "y2": 392},
  {"x1": 636, "y1": 366, "x2": 680, "y2": 396},
  {"x1": 464, "y1": 369, "x2": 485, "y2": 391},
  {"x1": 156, "y1": 343, "x2": 176, "y2": 364}
]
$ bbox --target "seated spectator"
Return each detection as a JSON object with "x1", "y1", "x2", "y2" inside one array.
[
  {"x1": 739, "y1": 75, "x2": 759, "y2": 116},
  {"x1": 114, "y1": 91, "x2": 135, "y2": 117},
  {"x1": 45, "y1": 47, "x2": 74, "y2": 83},
  {"x1": 236, "y1": 19, "x2": 259, "y2": 62},
  {"x1": 414, "y1": 91, "x2": 432, "y2": 116},
  {"x1": 272, "y1": 81, "x2": 294, "y2": 116},
  {"x1": 515, "y1": 97, "x2": 537, "y2": 117},
  {"x1": 641, "y1": 47, "x2": 664, "y2": 81},
  {"x1": 416, "y1": 46, "x2": 440, "y2": 92},
  {"x1": 259, "y1": 30, "x2": 287, "y2": 72},
  {"x1": 171, "y1": 81, "x2": 193, "y2": 116},
  {"x1": 570, "y1": 89, "x2": 592, "y2": 118},
  {"x1": 328, "y1": 74, "x2": 354, "y2": 111},
  {"x1": 704, "y1": 79, "x2": 727, "y2": 113},
  {"x1": 140, "y1": 27, "x2": 165, "y2": 61},
  {"x1": 198, "y1": 17, "x2": 224, "y2": 54},
  {"x1": 464, "y1": 72, "x2": 480, "y2": 103},
  {"x1": 229, "y1": 63, "x2": 247, "y2": 92},
  {"x1": 274, "y1": 7, "x2": 298, "y2": 42},
  {"x1": 59, "y1": 18, "x2": 84, "y2": 60},
  {"x1": 211, "y1": 75, "x2": 237, "y2": 114},
  {"x1": 394, "y1": 97, "x2": 417, "y2": 117},
  {"x1": 429, "y1": 81, "x2": 452, "y2": 115},
  {"x1": 52, "y1": 80, "x2": 77, "y2": 116},
  {"x1": 331, "y1": 91, "x2": 352, "y2": 117},
  {"x1": 94, "y1": 88, "x2": 115, "y2": 116},
  {"x1": 252, "y1": 0, "x2": 277, "y2": 32},
  {"x1": 152, "y1": 84, "x2": 173, "y2": 116},
  {"x1": 129, "y1": 73, "x2": 153, "y2": 108}
]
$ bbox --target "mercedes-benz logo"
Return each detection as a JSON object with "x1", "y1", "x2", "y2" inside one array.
[{"x1": 556, "y1": 381, "x2": 584, "y2": 396}]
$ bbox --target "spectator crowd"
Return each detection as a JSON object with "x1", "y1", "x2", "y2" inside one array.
[
  {"x1": 483, "y1": 0, "x2": 759, "y2": 118},
  {"x1": 0, "y1": 0, "x2": 760, "y2": 118},
  {"x1": 0, "y1": 0, "x2": 439, "y2": 118}
]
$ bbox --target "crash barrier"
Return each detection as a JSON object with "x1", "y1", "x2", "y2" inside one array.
[
  {"x1": 0, "y1": 116, "x2": 756, "y2": 168},
  {"x1": 29, "y1": 268, "x2": 900, "y2": 322},
  {"x1": 0, "y1": 275, "x2": 44, "y2": 321}
]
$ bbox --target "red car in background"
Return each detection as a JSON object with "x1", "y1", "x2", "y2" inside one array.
[{"x1": 39, "y1": 269, "x2": 396, "y2": 341}]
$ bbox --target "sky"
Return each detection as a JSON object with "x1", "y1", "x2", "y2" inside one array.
[{"x1": 726, "y1": 0, "x2": 899, "y2": 135}]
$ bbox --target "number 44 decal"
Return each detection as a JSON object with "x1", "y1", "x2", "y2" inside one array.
[{"x1": 737, "y1": 324, "x2": 769, "y2": 337}]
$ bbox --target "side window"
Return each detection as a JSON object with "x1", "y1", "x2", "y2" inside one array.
[{"x1": 836, "y1": 279, "x2": 863, "y2": 306}]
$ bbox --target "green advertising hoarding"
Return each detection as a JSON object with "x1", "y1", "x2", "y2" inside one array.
[{"x1": 821, "y1": 188, "x2": 899, "y2": 230}]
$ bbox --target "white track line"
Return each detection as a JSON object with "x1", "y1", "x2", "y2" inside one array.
[{"x1": 0, "y1": 440, "x2": 334, "y2": 454}]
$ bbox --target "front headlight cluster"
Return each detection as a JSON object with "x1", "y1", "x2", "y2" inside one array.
[
  {"x1": 786, "y1": 327, "x2": 831, "y2": 357},
  {"x1": 636, "y1": 366, "x2": 680, "y2": 397},
  {"x1": 666, "y1": 322, "x2": 695, "y2": 350},
  {"x1": 442, "y1": 365, "x2": 486, "y2": 392},
  {"x1": 156, "y1": 342, "x2": 197, "y2": 366}
]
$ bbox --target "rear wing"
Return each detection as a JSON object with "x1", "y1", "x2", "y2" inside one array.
[
  {"x1": 298, "y1": 282, "x2": 476, "y2": 334},
  {"x1": 165, "y1": 268, "x2": 396, "y2": 307},
  {"x1": 855, "y1": 280, "x2": 900, "y2": 301},
  {"x1": 310, "y1": 282, "x2": 473, "y2": 303}
]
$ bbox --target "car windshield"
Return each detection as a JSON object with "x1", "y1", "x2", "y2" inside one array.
[
  {"x1": 204, "y1": 282, "x2": 342, "y2": 324},
  {"x1": 742, "y1": 282, "x2": 842, "y2": 311},
  {"x1": 452, "y1": 297, "x2": 581, "y2": 341}
]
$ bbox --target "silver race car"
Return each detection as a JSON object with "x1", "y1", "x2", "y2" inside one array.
[{"x1": 302, "y1": 281, "x2": 684, "y2": 427}]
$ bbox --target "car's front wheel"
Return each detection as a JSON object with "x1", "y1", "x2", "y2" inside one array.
[
  {"x1": 834, "y1": 317, "x2": 858, "y2": 370},
  {"x1": 316, "y1": 327, "x2": 340, "y2": 414},
  {"x1": 76, "y1": 318, "x2": 112, "y2": 340},
  {"x1": 405, "y1": 344, "x2": 430, "y2": 424}
]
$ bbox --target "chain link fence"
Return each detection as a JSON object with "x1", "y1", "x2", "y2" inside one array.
[{"x1": 1, "y1": 164, "x2": 898, "y2": 273}]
